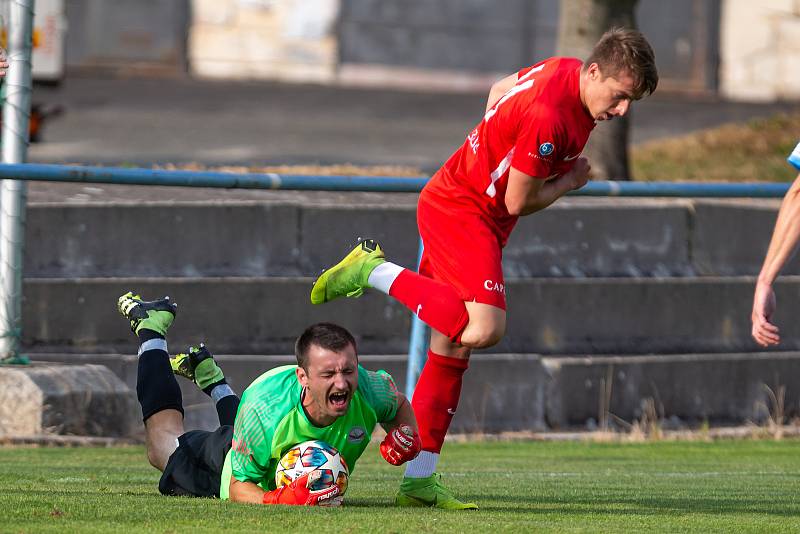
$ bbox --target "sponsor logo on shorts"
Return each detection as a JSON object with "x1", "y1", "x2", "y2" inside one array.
[
  {"x1": 484, "y1": 280, "x2": 506, "y2": 294},
  {"x1": 538, "y1": 142, "x2": 555, "y2": 156},
  {"x1": 347, "y1": 426, "x2": 367, "y2": 443}
]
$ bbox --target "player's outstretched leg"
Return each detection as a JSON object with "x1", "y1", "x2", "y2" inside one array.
[
  {"x1": 117, "y1": 291, "x2": 184, "y2": 471},
  {"x1": 310, "y1": 239, "x2": 386, "y2": 304},
  {"x1": 395, "y1": 473, "x2": 477, "y2": 510},
  {"x1": 311, "y1": 239, "x2": 470, "y2": 342},
  {"x1": 171, "y1": 344, "x2": 240, "y2": 427}
]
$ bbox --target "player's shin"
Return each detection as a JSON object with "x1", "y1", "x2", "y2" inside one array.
[
  {"x1": 404, "y1": 350, "x2": 468, "y2": 478},
  {"x1": 212, "y1": 388, "x2": 239, "y2": 427},
  {"x1": 136, "y1": 329, "x2": 184, "y2": 421}
]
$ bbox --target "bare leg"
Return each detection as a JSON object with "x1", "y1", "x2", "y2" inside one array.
[
  {"x1": 144, "y1": 409, "x2": 185, "y2": 471},
  {"x1": 430, "y1": 301, "x2": 506, "y2": 356}
]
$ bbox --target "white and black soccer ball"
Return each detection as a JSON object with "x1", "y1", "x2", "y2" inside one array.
[{"x1": 275, "y1": 440, "x2": 349, "y2": 495}]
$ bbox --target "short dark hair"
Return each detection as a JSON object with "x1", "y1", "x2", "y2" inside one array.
[
  {"x1": 585, "y1": 27, "x2": 658, "y2": 99},
  {"x1": 294, "y1": 323, "x2": 357, "y2": 370}
]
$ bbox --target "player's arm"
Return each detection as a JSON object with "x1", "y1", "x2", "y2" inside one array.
[
  {"x1": 357, "y1": 367, "x2": 420, "y2": 465},
  {"x1": 379, "y1": 392, "x2": 422, "y2": 466},
  {"x1": 381, "y1": 392, "x2": 417, "y2": 434},
  {"x1": 229, "y1": 472, "x2": 340, "y2": 506},
  {"x1": 227, "y1": 397, "x2": 340, "y2": 506},
  {"x1": 752, "y1": 171, "x2": 800, "y2": 346},
  {"x1": 229, "y1": 478, "x2": 269, "y2": 504},
  {"x1": 486, "y1": 73, "x2": 519, "y2": 112},
  {"x1": 505, "y1": 158, "x2": 591, "y2": 216}
]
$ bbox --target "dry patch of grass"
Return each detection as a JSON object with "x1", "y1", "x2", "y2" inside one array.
[
  {"x1": 633, "y1": 111, "x2": 800, "y2": 182},
  {"x1": 156, "y1": 162, "x2": 424, "y2": 177}
]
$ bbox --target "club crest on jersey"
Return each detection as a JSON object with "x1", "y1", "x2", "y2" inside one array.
[
  {"x1": 347, "y1": 426, "x2": 367, "y2": 443},
  {"x1": 538, "y1": 142, "x2": 555, "y2": 157}
]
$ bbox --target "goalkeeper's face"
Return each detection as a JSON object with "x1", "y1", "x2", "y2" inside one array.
[{"x1": 297, "y1": 343, "x2": 359, "y2": 426}]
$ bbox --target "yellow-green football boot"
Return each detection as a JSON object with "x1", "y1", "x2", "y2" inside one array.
[
  {"x1": 395, "y1": 474, "x2": 478, "y2": 510},
  {"x1": 117, "y1": 291, "x2": 177, "y2": 336},
  {"x1": 310, "y1": 239, "x2": 385, "y2": 304},
  {"x1": 171, "y1": 344, "x2": 225, "y2": 390}
]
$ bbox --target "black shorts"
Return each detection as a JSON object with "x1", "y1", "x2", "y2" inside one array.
[{"x1": 159, "y1": 425, "x2": 234, "y2": 498}]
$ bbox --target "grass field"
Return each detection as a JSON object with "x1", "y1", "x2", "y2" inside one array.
[
  {"x1": 632, "y1": 111, "x2": 800, "y2": 183},
  {"x1": 2, "y1": 440, "x2": 799, "y2": 533}
]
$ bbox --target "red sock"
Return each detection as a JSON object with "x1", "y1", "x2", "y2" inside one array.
[
  {"x1": 411, "y1": 350, "x2": 469, "y2": 453},
  {"x1": 389, "y1": 270, "x2": 469, "y2": 341}
]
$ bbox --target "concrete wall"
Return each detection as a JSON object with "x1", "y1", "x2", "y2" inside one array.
[
  {"x1": 184, "y1": 0, "x2": 721, "y2": 94},
  {"x1": 338, "y1": 0, "x2": 720, "y2": 94},
  {"x1": 189, "y1": 0, "x2": 339, "y2": 82},
  {"x1": 543, "y1": 352, "x2": 800, "y2": 428},
  {"x1": 64, "y1": 0, "x2": 189, "y2": 73},
  {"x1": 30, "y1": 352, "x2": 800, "y2": 432},
  {"x1": 23, "y1": 199, "x2": 797, "y2": 279},
  {"x1": 720, "y1": 0, "x2": 800, "y2": 101},
  {"x1": 20, "y1": 276, "x2": 800, "y2": 355}
]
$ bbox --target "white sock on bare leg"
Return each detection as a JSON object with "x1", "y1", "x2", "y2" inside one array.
[{"x1": 367, "y1": 262, "x2": 404, "y2": 294}]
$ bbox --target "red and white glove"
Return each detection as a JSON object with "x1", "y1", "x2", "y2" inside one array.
[
  {"x1": 380, "y1": 424, "x2": 422, "y2": 466},
  {"x1": 262, "y1": 471, "x2": 342, "y2": 506}
]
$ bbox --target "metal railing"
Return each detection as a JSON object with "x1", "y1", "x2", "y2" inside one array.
[{"x1": 0, "y1": 163, "x2": 791, "y2": 198}]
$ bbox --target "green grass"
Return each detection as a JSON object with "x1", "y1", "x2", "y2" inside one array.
[
  {"x1": 1, "y1": 440, "x2": 799, "y2": 533},
  {"x1": 632, "y1": 111, "x2": 800, "y2": 182}
]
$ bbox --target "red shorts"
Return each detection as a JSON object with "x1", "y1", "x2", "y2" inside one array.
[{"x1": 416, "y1": 192, "x2": 507, "y2": 310}]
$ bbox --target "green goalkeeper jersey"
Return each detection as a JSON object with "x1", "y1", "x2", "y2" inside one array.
[{"x1": 219, "y1": 364, "x2": 399, "y2": 499}]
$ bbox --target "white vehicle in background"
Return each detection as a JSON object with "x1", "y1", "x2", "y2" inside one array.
[{"x1": 1, "y1": 0, "x2": 65, "y2": 82}]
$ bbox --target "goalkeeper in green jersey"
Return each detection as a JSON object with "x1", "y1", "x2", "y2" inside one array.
[{"x1": 118, "y1": 291, "x2": 421, "y2": 506}]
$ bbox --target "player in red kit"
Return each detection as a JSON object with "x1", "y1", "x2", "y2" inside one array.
[{"x1": 311, "y1": 28, "x2": 658, "y2": 509}]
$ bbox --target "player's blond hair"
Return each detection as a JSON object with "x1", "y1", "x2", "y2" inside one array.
[{"x1": 585, "y1": 27, "x2": 658, "y2": 99}]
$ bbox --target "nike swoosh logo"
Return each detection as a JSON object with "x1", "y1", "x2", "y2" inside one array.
[
  {"x1": 563, "y1": 154, "x2": 580, "y2": 161},
  {"x1": 447, "y1": 408, "x2": 456, "y2": 415}
]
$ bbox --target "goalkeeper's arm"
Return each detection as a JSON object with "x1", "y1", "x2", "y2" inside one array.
[
  {"x1": 229, "y1": 472, "x2": 340, "y2": 506},
  {"x1": 379, "y1": 393, "x2": 422, "y2": 466}
]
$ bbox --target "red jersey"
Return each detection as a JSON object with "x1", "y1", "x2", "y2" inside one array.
[{"x1": 422, "y1": 57, "x2": 596, "y2": 245}]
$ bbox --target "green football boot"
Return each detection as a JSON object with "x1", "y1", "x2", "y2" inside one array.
[
  {"x1": 117, "y1": 291, "x2": 177, "y2": 336},
  {"x1": 171, "y1": 343, "x2": 225, "y2": 390},
  {"x1": 310, "y1": 239, "x2": 386, "y2": 305},
  {"x1": 395, "y1": 473, "x2": 478, "y2": 510}
]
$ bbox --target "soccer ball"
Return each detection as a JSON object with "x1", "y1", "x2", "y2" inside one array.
[{"x1": 275, "y1": 440, "x2": 349, "y2": 496}]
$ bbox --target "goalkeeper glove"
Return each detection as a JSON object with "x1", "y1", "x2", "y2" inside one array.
[
  {"x1": 262, "y1": 470, "x2": 342, "y2": 506},
  {"x1": 380, "y1": 423, "x2": 422, "y2": 466}
]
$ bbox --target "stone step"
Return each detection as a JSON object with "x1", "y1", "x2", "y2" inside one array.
[
  {"x1": 28, "y1": 352, "x2": 800, "y2": 433},
  {"x1": 24, "y1": 198, "x2": 798, "y2": 278},
  {"x1": 543, "y1": 352, "x2": 800, "y2": 429},
  {"x1": 20, "y1": 276, "x2": 800, "y2": 355},
  {"x1": 0, "y1": 363, "x2": 139, "y2": 437}
]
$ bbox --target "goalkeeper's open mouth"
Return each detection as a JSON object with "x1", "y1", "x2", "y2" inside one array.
[{"x1": 328, "y1": 390, "x2": 350, "y2": 411}]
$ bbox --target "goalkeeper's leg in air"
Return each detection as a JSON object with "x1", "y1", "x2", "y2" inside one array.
[{"x1": 117, "y1": 291, "x2": 239, "y2": 497}]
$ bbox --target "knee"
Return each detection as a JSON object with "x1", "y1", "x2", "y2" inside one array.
[
  {"x1": 147, "y1": 449, "x2": 166, "y2": 471},
  {"x1": 460, "y1": 321, "x2": 505, "y2": 349}
]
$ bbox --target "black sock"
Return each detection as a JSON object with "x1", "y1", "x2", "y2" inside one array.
[
  {"x1": 136, "y1": 329, "x2": 184, "y2": 421},
  {"x1": 215, "y1": 395, "x2": 240, "y2": 427}
]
